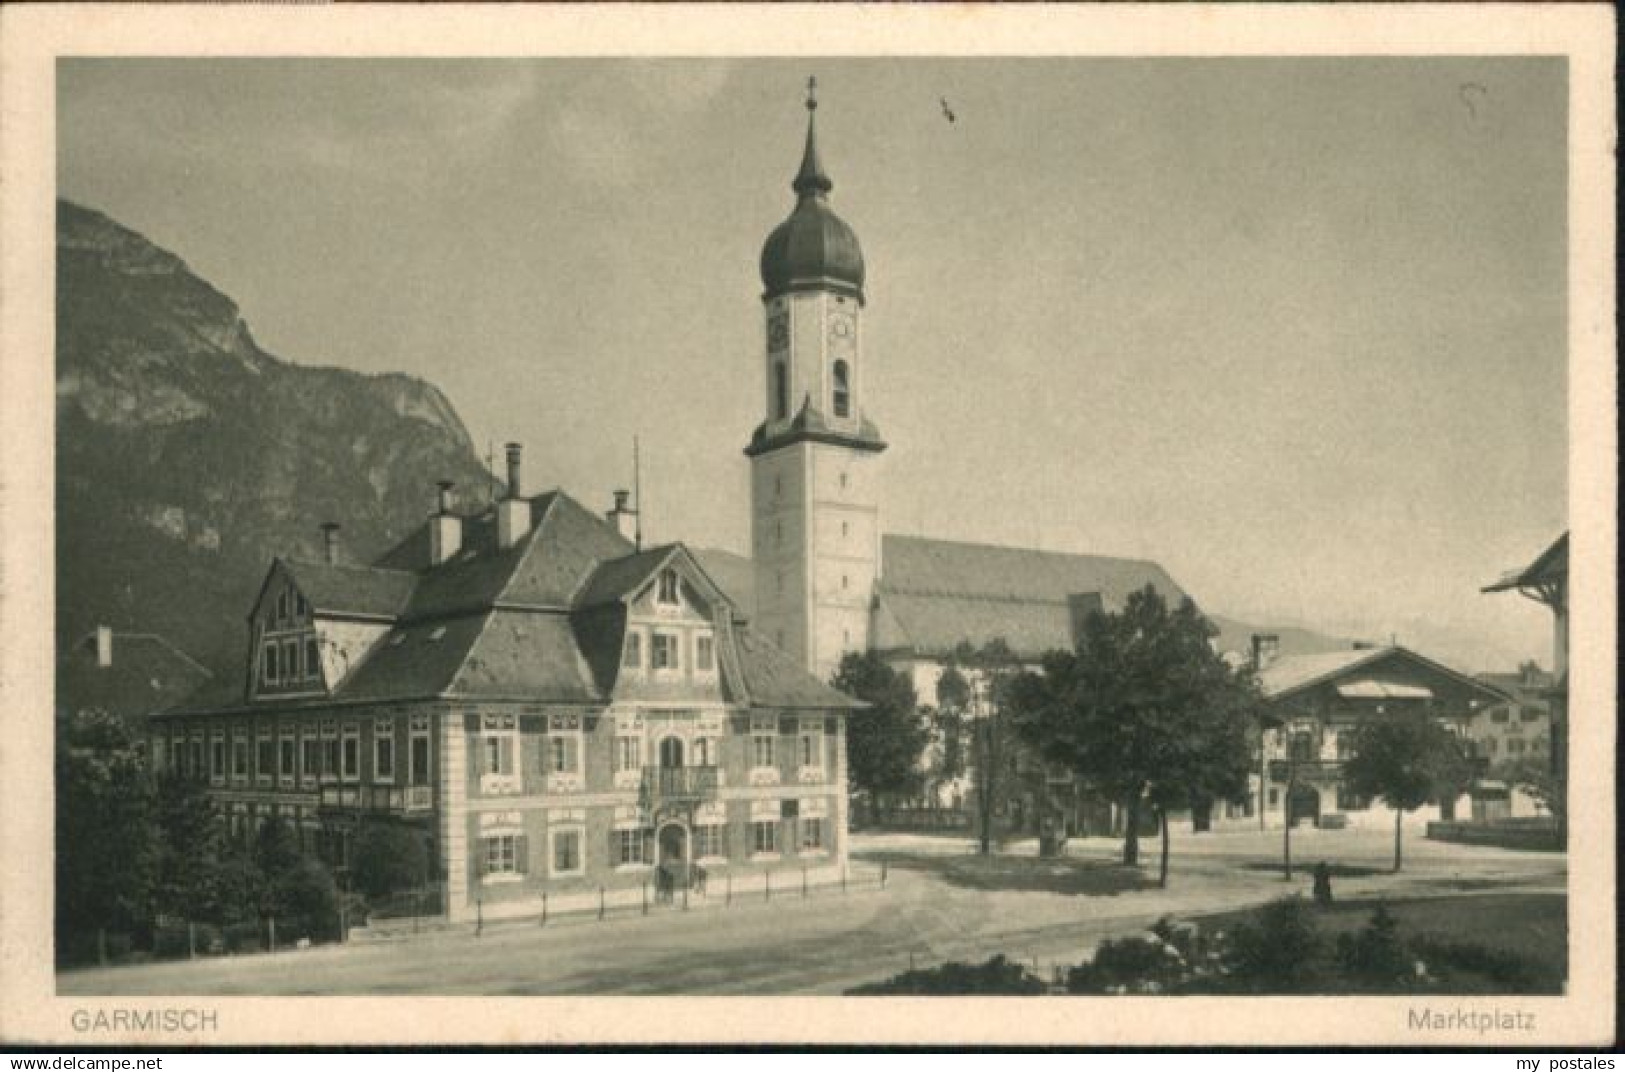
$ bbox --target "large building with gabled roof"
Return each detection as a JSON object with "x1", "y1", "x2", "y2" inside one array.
[{"x1": 153, "y1": 446, "x2": 861, "y2": 924}]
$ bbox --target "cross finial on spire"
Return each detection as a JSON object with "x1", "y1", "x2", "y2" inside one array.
[
  {"x1": 806, "y1": 75, "x2": 818, "y2": 111},
  {"x1": 793, "y1": 76, "x2": 832, "y2": 197}
]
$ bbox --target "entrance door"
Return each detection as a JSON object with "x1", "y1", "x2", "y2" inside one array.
[
  {"x1": 658, "y1": 824, "x2": 687, "y2": 867},
  {"x1": 659, "y1": 737, "x2": 684, "y2": 769},
  {"x1": 1288, "y1": 784, "x2": 1321, "y2": 828}
]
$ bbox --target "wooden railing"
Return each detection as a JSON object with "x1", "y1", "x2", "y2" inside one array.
[
  {"x1": 318, "y1": 784, "x2": 434, "y2": 813},
  {"x1": 640, "y1": 766, "x2": 720, "y2": 803}
]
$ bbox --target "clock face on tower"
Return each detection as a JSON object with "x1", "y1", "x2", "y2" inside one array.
[
  {"x1": 767, "y1": 314, "x2": 789, "y2": 351},
  {"x1": 828, "y1": 313, "x2": 855, "y2": 341}
]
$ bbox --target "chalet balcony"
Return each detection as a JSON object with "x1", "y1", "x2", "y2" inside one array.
[
  {"x1": 318, "y1": 783, "x2": 434, "y2": 814},
  {"x1": 640, "y1": 766, "x2": 720, "y2": 805}
]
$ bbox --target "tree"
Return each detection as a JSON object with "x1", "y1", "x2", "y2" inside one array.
[
  {"x1": 55, "y1": 710, "x2": 160, "y2": 964},
  {"x1": 934, "y1": 664, "x2": 970, "y2": 784},
  {"x1": 1340, "y1": 717, "x2": 1473, "y2": 872},
  {"x1": 1493, "y1": 755, "x2": 1565, "y2": 826},
  {"x1": 950, "y1": 640, "x2": 1022, "y2": 856},
  {"x1": 251, "y1": 815, "x2": 303, "y2": 918},
  {"x1": 351, "y1": 822, "x2": 430, "y2": 901},
  {"x1": 1004, "y1": 586, "x2": 1258, "y2": 881},
  {"x1": 152, "y1": 771, "x2": 233, "y2": 923},
  {"x1": 831, "y1": 651, "x2": 928, "y2": 824}
]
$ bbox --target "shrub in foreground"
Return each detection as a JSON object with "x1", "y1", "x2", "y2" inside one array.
[{"x1": 847, "y1": 954, "x2": 1046, "y2": 995}]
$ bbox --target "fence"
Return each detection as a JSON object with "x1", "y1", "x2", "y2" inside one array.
[{"x1": 358, "y1": 861, "x2": 889, "y2": 940}]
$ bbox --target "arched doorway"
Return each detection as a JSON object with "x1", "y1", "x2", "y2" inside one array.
[
  {"x1": 658, "y1": 823, "x2": 687, "y2": 868},
  {"x1": 1288, "y1": 784, "x2": 1321, "y2": 828},
  {"x1": 659, "y1": 737, "x2": 684, "y2": 769}
]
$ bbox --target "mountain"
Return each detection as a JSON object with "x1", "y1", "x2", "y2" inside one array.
[{"x1": 56, "y1": 200, "x2": 494, "y2": 677}]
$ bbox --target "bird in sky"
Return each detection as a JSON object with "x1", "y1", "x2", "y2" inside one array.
[{"x1": 940, "y1": 97, "x2": 957, "y2": 124}]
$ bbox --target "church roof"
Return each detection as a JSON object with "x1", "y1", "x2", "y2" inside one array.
[{"x1": 872, "y1": 536, "x2": 1189, "y2": 661}]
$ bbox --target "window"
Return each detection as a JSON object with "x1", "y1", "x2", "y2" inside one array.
[
  {"x1": 693, "y1": 737, "x2": 712, "y2": 767},
  {"x1": 483, "y1": 735, "x2": 513, "y2": 776},
  {"x1": 549, "y1": 736, "x2": 580, "y2": 774},
  {"x1": 282, "y1": 640, "x2": 298, "y2": 682},
  {"x1": 1288, "y1": 732, "x2": 1316, "y2": 763},
  {"x1": 695, "y1": 824, "x2": 724, "y2": 859},
  {"x1": 374, "y1": 730, "x2": 394, "y2": 781},
  {"x1": 613, "y1": 736, "x2": 641, "y2": 773},
  {"x1": 257, "y1": 737, "x2": 275, "y2": 781},
  {"x1": 1336, "y1": 785, "x2": 1369, "y2": 811},
  {"x1": 1532, "y1": 737, "x2": 1548, "y2": 753},
  {"x1": 212, "y1": 740, "x2": 226, "y2": 780},
  {"x1": 296, "y1": 593, "x2": 309, "y2": 619},
  {"x1": 774, "y1": 362, "x2": 789, "y2": 419},
  {"x1": 1268, "y1": 788, "x2": 1279, "y2": 807},
  {"x1": 616, "y1": 828, "x2": 647, "y2": 867},
  {"x1": 277, "y1": 592, "x2": 290, "y2": 622},
  {"x1": 410, "y1": 733, "x2": 431, "y2": 787},
  {"x1": 800, "y1": 732, "x2": 821, "y2": 769},
  {"x1": 342, "y1": 732, "x2": 361, "y2": 781},
  {"x1": 622, "y1": 631, "x2": 642, "y2": 669},
  {"x1": 552, "y1": 828, "x2": 583, "y2": 875},
  {"x1": 305, "y1": 637, "x2": 321, "y2": 680},
  {"x1": 652, "y1": 633, "x2": 679, "y2": 670},
  {"x1": 279, "y1": 738, "x2": 296, "y2": 780},
  {"x1": 263, "y1": 643, "x2": 279, "y2": 684},
  {"x1": 233, "y1": 739, "x2": 249, "y2": 779},
  {"x1": 752, "y1": 820, "x2": 778, "y2": 855},
  {"x1": 695, "y1": 634, "x2": 715, "y2": 672},
  {"x1": 832, "y1": 360, "x2": 850, "y2": 418},
  {"x1": 801, "y1": 818, "x2": 825, "y2": 851},
  {"x1": 189, "y1": 740, "x2": 204, "y2": 780},
  {"x1": 753, "y1": 733, "x2": 775, "y2": 769},
  {"x1": 482, "y1": 834, "x2": 524, "y2": 878},
  {"x1": 1508, "y1": 738, "x2": 1526, "y2": 755},
  {"x1": 1520, "y1": 709, "x2": 1541, "y2": 722},
  {"x1": 657, "y1": 569, "x2": 680, "y2": 605},
  {"x1": 302, "y1": 737, "x2": 322, "y2": 781},
  {"x1": 1491, "y1": 709, "x2": 1511, "y2": 724}
]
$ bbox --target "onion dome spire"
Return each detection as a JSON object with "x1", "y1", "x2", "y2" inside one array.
[
  {"x1": 760, "y1": 75, "x2": 865, "y2": 301},
  {"x1": 793, "y1": 75, "x2": 833, "y2": 198}
]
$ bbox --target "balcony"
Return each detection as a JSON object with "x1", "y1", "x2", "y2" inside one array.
[{"x1": 640, "y1": 766, "x2": 720, "y2": 804}]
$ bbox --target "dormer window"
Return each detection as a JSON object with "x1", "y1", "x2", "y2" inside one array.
[
  {"x1": 652, "y1": 633, "x2": 679, "y2": 671},
  {"x1": 304, "y1": 636, "x2": 321, "y2": 680},
  {"x1": 657, "y1": 569, "x2": 680, "y2": 606},
  {"x1": 263, "y1": 643, "x2": 279, "y2": 684},
  {"x1": 277, "y1": 591, "x2": 289, "y2": 622},
  {"x1": 695, "y1": 633, "x2": 716, "y2": 672},
  {"x1": 623, "y1": 631, "x2": 643, "y2": 669},
  {"x1": 832, "y1": 360, "x2": 851, "y2": 418}
]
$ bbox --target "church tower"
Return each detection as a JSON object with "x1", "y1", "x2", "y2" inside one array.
[{"x1": 746, "y1": 81, "x2": 885, "y2": 680}]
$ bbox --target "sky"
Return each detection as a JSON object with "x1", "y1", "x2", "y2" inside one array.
[{"x1": 57, "y1": 57, "x2": 1568, "y2": 671}]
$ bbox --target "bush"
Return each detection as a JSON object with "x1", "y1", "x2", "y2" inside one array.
[
  {"x1": 1067, "y1": 935, "x2": 1186, "y2": 994},
  {"x1": 847, "y1": 954, "x2": 1047, "y2": 995},
  {"x1": 352, "y1": 823, "x2": 430, "y2": 901},
  {"x1": 1410, "y1": 935, "x2": 1540, "y2": 990},
  {"x1": 1222, "y1": 896, "x2": 1324, "y2": 992},
  {"x1": 221, "y1": 920, "x2": 265, "y2": 955},
  {"x1": 1336, "y1": 904, "x2": 1413, "y2": 986}
]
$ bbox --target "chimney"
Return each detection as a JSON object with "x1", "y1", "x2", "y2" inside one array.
[
  {"x1": 429, "y1": 481, "x2": 463, "y2": 566},
  {"x1": 496, "y1": 442, "x2": 530, "y2": 549},
  {"x1": 505, "y1": 442, "x2": 523, "y2": 500},
  {"x1": 95, "y1": 625, "x2": 113, "y2": 669},
  {"x1": 606, "y1": 488, "x2": 638, "y2": 543},
  {"x1": 321, "y1": 522, "x2": 341, "y2": 566},
  {"x1": 1250, "y1": 633, "x2": 1280, "y2": 670}
]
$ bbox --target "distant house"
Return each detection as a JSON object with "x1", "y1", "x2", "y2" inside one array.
[
  {"x1": 56, "y1": 625, "x2": 211, "y2": 732},
  {"x1": 1255, "y1": 645, "x2": 1510, "y2": 831},
  {"x1": 151, "y1": 447, "x2": 860, "y2": 924},
  {"x1": 1483, "y1": 532, "x2": 1568, "y2": 783},
  {"x1": 1468, "y1": 664, "x2": 1555, "y2": 821}
]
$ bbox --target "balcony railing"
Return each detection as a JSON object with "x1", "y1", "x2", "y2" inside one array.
[{"x1": 640, "y1": 766, "x2": 720, "y2": 804}]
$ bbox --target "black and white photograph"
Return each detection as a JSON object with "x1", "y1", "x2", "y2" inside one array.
[{"x1": 0, "y1": 2, "x2": 1614, "y2": 1050}]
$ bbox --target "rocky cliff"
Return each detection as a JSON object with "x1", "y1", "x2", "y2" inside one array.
[{"x1": 57, "y1": 200, "x2": 494, "y2": 677}]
